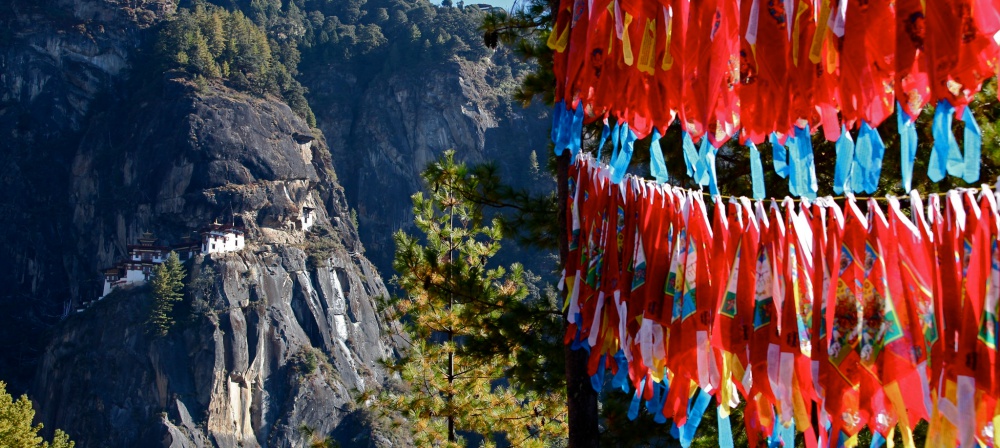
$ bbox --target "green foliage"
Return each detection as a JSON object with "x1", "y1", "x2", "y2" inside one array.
[
  {"x1": 147, "y1": 252, "x2": 187, "y2": 337},
  {"x1": 350, "y1": 403, "x2": 413, "y2": 447},
  {"x1": 153, "y1": 0, "x2": 533, "y2": 130},
  {"x1": 156, "y1": 1, "x2": 316, "y2": 125},
  {"x1": 305, "y1": 224, "x2": 343, "y2": 268},
  {"x1": 0, "y1": 381, "x2": 74, "y2": 448},
  {"x1": 291, "y1": 347, "x2": 323, "y2": 375},
  {"x1": 188, "y1": 263, "x2": 218, "y2": 317},
  {"x1": 480, "y1": 0, "x2": 555, "y2": 105},
  {"x1": 309, "y1": 437, "x2": 339, "y2": 448},
  {"x1": 249, "y1": 0, "x2": 510, "y2": 74},
  {"x1": 348, "y1": 208, "x2": 359, "y2": 229},
  {"x1": 298, "y1": 423, "x2": 341, "y2": 448},
  {"x1": 379, "y1": 151, "x2": 565, "y2": 446}
]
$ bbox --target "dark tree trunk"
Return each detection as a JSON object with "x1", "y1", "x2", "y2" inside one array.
[{"x1": 558, "y1": 151, "x2": 600, "y2": 447}]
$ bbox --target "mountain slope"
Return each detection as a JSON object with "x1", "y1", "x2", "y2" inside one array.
[{"x1": 36, "y1": 75, "x2": 402, "y2": 447}]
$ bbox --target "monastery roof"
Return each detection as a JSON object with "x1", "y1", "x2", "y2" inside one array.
[
  {"x1": 200, "y1": 223, "x2": 244, "y2": 234},
  {"x1": 127, "y1": 244, "x2": 171, "y2": 251},
  {"x1": 101, "y1": 224, "x2": 247, "y2": 275},
  {"x1": 103, "y1": 260, "x2": 157, "y2": 275}
]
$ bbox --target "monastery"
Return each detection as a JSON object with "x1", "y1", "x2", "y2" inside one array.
[
  {"x1": 89, "y1": 206, "x2": 315, "y2": 310},
  {"x1": 300, "y1": 206, "x2": 315, "y2": 232},
  {"x1": 96, "y1": 224, "x2": 246, "y2": 302},
  {"x1": 199, "y1": 223, "x2": 246, "y2": 254}
]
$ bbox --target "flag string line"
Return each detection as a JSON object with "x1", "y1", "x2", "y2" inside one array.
[{"x1": 590, "y1": 156, "x2": 990, "y2": 205}]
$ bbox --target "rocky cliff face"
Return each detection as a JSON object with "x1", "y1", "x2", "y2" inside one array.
[
  {"x1": 305, "y1": 57, "x2": 552, "y2": 274},
  {"x1": 35, "y1": 247, "x2": 393, "y2": 448},
  {"x1": 35, "y1": 77, "x2": 401, "y2": 447},
  {"x1": 0, "y1": 0, "x2": 176, "y2": 388}
]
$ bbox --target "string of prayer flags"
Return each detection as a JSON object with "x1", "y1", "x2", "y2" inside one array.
[
  {"x1": 563, "y1": 154, "x2": 1000, "y2": 446},
  {"x1": 550, "y1": 0, "x2": 1000, "y2": 192}
]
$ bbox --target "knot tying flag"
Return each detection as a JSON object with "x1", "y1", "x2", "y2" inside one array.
[
  {"x1": 833, "y1": 124, "x2": 855, "y2": 195},
  {"x1": 928, "y1": 100, "x2": 962, "y2": 182},
  {"x1": 750, "y1": 141, "x2": 766, "y2": 200},
  {"x1": 962, "y1": 106, "x2": 982, "y2": 184},
  {"x1": 649, "y1": 128, "x2": 669, "y2": 184},
  {"x1": 898, "y1": 103, "x2": 918, "y2": 192}
]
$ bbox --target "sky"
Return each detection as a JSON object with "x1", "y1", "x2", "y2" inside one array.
[
  {"x1": 433, "y1": 0, "x2": 520, "y2": 11},
  {"x1": 484, "y1": 0, "x2": 519, "y2": 10}
]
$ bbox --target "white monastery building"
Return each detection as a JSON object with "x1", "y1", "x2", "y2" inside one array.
[
  {"x1": 99, "y1": 232, "x2": 200, "y2": 299},
  {"x1": 300, "y1": 206, "x2": 315, "y2": 232},
  {"x1": 200, "y1": 224, "x2": 246, "y2": 254},
  {"x1": 98, "y1": 226, "x2": 246, "y2": 301}
]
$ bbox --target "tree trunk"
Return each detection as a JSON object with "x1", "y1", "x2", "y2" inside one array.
[
  {"x1": 558, "y1": 151, "x2": 600, "y2": 447},
  {"x1": 448, "y1": 189, "x2": 456, "y2": 443}
]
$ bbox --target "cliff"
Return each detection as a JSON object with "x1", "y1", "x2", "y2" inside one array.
[
  {"x1": 306, "y1": 58, "x2": 551, "y2": 272},
  {"x1": 0, "y1": 0, "x2": 177, "y2": 389},
  {"x1": 29, "y1": 76, "x2": 403, "y2": 447}
]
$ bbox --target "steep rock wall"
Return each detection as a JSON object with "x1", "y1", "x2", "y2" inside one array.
[
  {"x1": 0, "y1": 0, "x2": 175, "y2": 388},
  {"x1": 305, "y1": 58, "x2": 551, "y2": 272},
  {"x1": 33, "y1": 78, "x2": 401, "y2": 447},
  {"x1": 36, "y1": 248, "x2": 393, "y2": 448}
]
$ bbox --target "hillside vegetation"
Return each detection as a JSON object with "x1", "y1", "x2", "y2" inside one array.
[{"x1": 156, "y1": 0, "x2": 531, "y2": 127}]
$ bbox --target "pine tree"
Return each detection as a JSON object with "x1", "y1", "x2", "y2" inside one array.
[
  {"x1": 190, "y1": 30, "x2": 222, "y2": 78},
  {"x1": 147, "y1": 252, "x2": 186, "y2": 337},
  {"x1": 202, "y1": 11, "x2": 227, "y2": 59},
  {"x1": 0, "y1": 381, "x2": 74, "y2": 448},
  {"x1": 381, "y1": 151, "x2": 565, "y2": 447}
]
